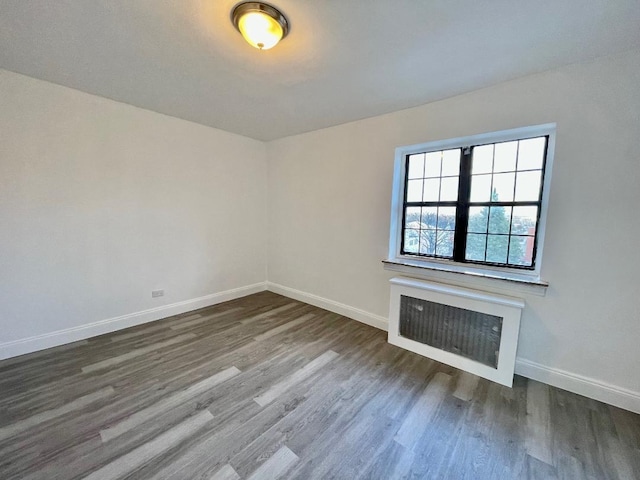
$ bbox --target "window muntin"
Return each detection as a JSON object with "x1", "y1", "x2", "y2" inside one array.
[{"x1": 400, "y1": 135, "x2": 548, "y2": 270}]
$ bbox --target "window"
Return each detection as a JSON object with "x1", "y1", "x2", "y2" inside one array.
[{"x1": 388, "y1": 125, "x2": 555, "y2": 280}]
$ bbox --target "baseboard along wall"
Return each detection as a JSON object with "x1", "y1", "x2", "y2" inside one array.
[
  {"x1": 515, "y1": 358, "x2": 640, "y2": 414},
  {"x1": 0, "y1": 282, "x2": 267, "y2": 361},
  {"x1": 266, "y1": 282, "x2": 389, "y2": 331}
]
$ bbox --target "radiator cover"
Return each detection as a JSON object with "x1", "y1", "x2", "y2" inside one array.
[{"x1": 388, "y1": 277, "x2": 524, "y2": 387}]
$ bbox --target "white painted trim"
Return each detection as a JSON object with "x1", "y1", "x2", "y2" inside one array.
[
  {"x1": 0, "y1": 282, "x2": 267, "y2": 361},
  {"x1": 515, "y1": 358, "x2": 640, "y2": 414},
  {"x1": 266, "y1": 282, "x2": 389, "y2": 331},
  {"x1": 389, "y1": 277, "x2": 525, "y2": 309},
  {"x1": 382, "y1": 260, "x2": 548, "y2": 297},
  {"x1": 388, "y1": 277, "x2": 523, "y2": 387},
  {"x1": 397, "y1": 124, "x2": 558, "y2": 156},
  {"x1": 388, "y1": 123, "x2": 557, "y2": 282}
]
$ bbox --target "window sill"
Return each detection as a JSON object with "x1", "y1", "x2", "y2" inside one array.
[{"x1": 382, "y1": 259, "x2": 548, "y2": 297}]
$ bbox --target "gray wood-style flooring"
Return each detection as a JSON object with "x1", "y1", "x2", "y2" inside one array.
[{"x1": 0, "y1": 292, "x2": 638, "y2": 479}]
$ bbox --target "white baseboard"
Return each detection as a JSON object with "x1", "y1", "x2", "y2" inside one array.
[
  {"x1": 515, "y1": 358, "x2": 640, "y2": 414},
  {"x1": 0, "y1": 282, "x2": 267, "y2": 361},
  {"x1": 266, "y1": 282, "x2": 389, "y2": 331}
]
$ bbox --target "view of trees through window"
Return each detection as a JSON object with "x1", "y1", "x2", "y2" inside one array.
[{"x1": 403, "y1": 193, "x2": 537, "y2": 266}]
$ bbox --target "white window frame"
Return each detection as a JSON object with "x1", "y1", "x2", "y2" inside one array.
[{"x1": 388, "y1": 124, "x2": 556, "y2": 284}]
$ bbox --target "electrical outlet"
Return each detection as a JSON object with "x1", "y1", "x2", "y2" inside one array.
[{"x1": 152, "y1": 289, "x2": 164, "y2": 298}]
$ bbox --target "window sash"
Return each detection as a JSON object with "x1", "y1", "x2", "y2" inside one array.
[{"x1": 400, "y1": 136, "x2": 548, "y2": 270}]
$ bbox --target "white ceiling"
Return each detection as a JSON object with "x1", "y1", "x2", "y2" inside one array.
[{"x1": 2, "y1": 1, "x2": 639, "y2": 141}]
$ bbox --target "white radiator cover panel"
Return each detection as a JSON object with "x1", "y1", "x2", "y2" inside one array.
[{"x1": 388, "y1": 277, "x2": 525, "y2": 387}]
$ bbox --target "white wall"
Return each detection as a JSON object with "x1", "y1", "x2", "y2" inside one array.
[
  {"x1": 0, "y1": 69, "x2": 267, "y2": 357},
  {"x1": 267, "y1": 50, "x2": 640, "y2": 411}
]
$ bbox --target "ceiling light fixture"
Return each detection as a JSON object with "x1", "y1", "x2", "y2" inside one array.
[{"x1": 231, "y1": 2, "x2": 289, "y2": 50}]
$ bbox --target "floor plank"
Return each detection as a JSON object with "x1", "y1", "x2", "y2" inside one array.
[
  {"x1": 84, "y1": 410, "x2": 214, "y2": 480},
  {"x1": 210, "y1": 464, "x2": 241, "y2": 480},
  {"x1": 170, "y1": 307, "x2": 244, "y2": 330},
  {"x1": 253, "y1": 350, "x2": 339, "y2": 407},
  {"x1": 100, "y1": 366, "x2": 240, "y2": 442},
  {"x1": 0, "y1": 386, "x2": 114, "y2": 442},
  {"x1": 525, "y1": 379, "x2": 553, "y2": 465},
  {"x1": 394, "y1": 371, "x2": 451, "y2": 450},
  {"x1": 81, "y1": 333, "x2": 196, "y2": 373},
  {"x1": 246, "y1": 445, "x2": 299, "y2": 480}
]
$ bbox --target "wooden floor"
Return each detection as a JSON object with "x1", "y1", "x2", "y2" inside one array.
[{"x1": 1, "y1": 292, "x2": 638, "y2": 480}]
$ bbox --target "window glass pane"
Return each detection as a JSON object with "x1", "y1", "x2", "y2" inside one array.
[
  {"x1": 422, "y1": 178, "x2": 440, "y2": 202},
  {"x1": 488, "y1": 206, "x2": 512, "y2": 234},
  {"x1": 419, "y1": 230, "x2": 436, "y2": 255},
  {"x1": 420, "y1": 207, "x2": 438, "y2": 229},
  {"x1": 439, "y1": 176, "x2": 459, "y2": 201},
  {"x1": 515, "y1": 170, "x2": 542, "y2": 201},
  {"x1": 465, "y1": 233, "x2": 486, "y2": 261},
  {"x1": 424, "y1": 152, "x2": 441, "y2": 178},
  {"x1": 511, "y1": 206, "x2": 538, "y2": 235},
  {"x1": 491, "y1": 172, "x2": 515, "y2": 202},
  {"x1": 472, "y1": 145, "x2": 493, "y2": 174},
  {"x1": 406, "y1": 179, "x2": 423, "y2": 202},
  {"x1": 435, "y1": 231, "x2": 454, "y2": 257},
  {"x1": 486, "y1": 235, "x2": 508, "y2": 264},
  {"x1": 441, "y1": 149, "x2": 461, "y2": 176},
  {"x1": 468, "y1": 206, "x2": 488, "y2": 233},
  {"x1": 407, "y1": 153, "x2": 425, "y2": 179},
  {"x1": 518, "y1": 137, "x2": 545, "y2": 171},
  {"x1": 437, "y1": 207, "x2": 456, "y2": 230},
  {"x1": 493, "y1": 141, "x2": 518, "y2": 172},
  {"x1": 404, "y1": 229, "x2": 420, "y2": 254},
  {"x1": 470, "y1": 174, "x2": 492, "y2": 202},
  {"x1": 404, "y1": 207, "x2": 422, "y2": 228},
  {"x1": 509, "y1": 236, "x2": 534, "y2": 266}
]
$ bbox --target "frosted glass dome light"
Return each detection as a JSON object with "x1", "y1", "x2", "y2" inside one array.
[{"x1": 232, "y1": 2, "x2": 289, "y2": 50}]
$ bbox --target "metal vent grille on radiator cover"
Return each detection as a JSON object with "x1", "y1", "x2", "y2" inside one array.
[{"x1": 399, "y1": 295, "x2": 503, "y2": 368}]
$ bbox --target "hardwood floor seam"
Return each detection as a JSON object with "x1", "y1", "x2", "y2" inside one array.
[
  {"x1": 254, "y1": 350, "x2": 339, "y2": 407},
  {"x1": 84, "y1": 410, "x2": 214, "y2": 480},
  {"x1": 100, "y1": 366, "x2": 241, "y2": 443},
  {"x1": 0, "y1": 386, "x2": 115, "y2": 442},
  {"x1": 81, "y1": 333, "x2": 196, "y2": 373}
]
